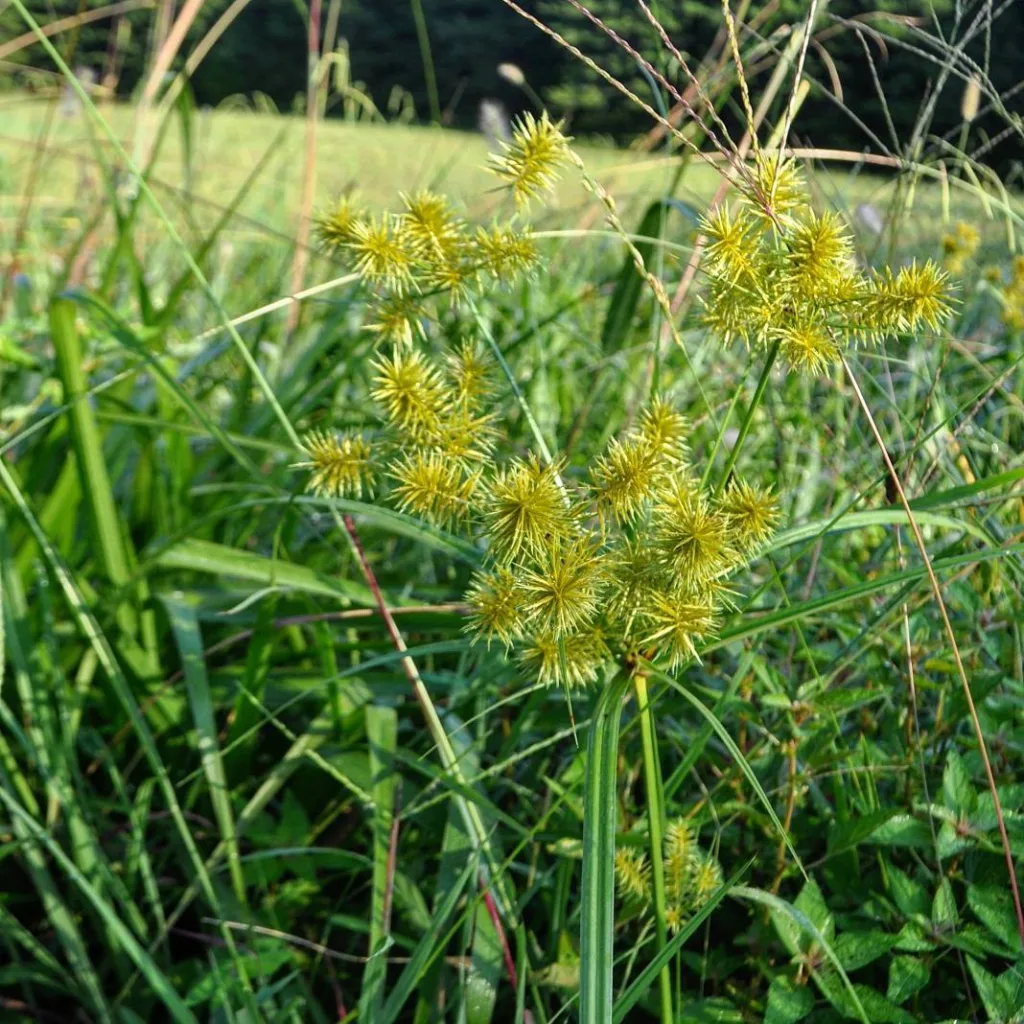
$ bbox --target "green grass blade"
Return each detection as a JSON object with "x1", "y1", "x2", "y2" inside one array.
[
  {"x1": 650, "y1": 666, "x2": 807, "y2": 880},
  {"x1": 0, "y1": 784, "x2": 198, "y2": 1024},
  {"x1": 580, "y1": 671, "x2": 631, "y2": 1024},
  {"x1": 162, "y1": 594, "x2": 247, "y2": 907},
  {"x1": 381, "y1": 859, "x2": 477, "y2": 1023},
  {"x1": 49, "y1": 297, "x2": 141, "y2": 644},
  {"x1": 154, "y1": 536, "x2": 376, "y2": 604},
  {"x1": 361, "y1": 704, "x2": 398, "y2": 1022}
]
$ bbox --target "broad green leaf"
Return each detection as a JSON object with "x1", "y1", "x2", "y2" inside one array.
[
  {"x1": 887, "y1": 865, "x2": 930, "y2": 918},
  {"x1": 942, "y1": 751, "x2": 977, "y2": 816},
  {"x1": 867, "y1": 815, "x2": 933, "y2": 849},
  {"x1": 931, "y1": 878, "x2": 958, "y2": 932},
  {"x1": 886, "y1": 957, "x2": 930, "y2": 1005},
  {"x1": 827, "y1": 809, "x2": 897, "y2": 858},
  {"x1": 737, "y1": 885, "x2": 869, "y2": 1023},
  {"x1": 835, "y1": 930, "x2": 896, "y2": 971},
  {"x1": 966, "y1": 956, "x2": 1013, "y2": 1022},
  {"x1": 967, "y1": 883, "x2": 1021, "y2": 950},
  {"x1": 764, "y1": 976, "x2": 814, "y2": 1024}
]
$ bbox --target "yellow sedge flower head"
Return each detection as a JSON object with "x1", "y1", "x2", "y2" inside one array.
[
  {"x1": 483, "y1": 454, "x2": 573, "y2": 563},
  {"x1": 389, "y1": 450, "x2": 479, "y2": 528},
  {"x1": 466, "y1": 566, "x2": 525, "y2": 649},
  {"x1": 718, "y1": 480, "x2": 779, "y2": 553},
  {"x1": 301, "y1": 430, "x2": 374, "y2": 499},
  {"x1": 489, "y1": 110, "x2": 571, "y2": 209}
]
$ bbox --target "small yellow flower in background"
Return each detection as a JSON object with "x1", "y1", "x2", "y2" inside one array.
[
  {"x1": 489, "y1": 110, "x2": 571, "y2": 209},
  {"x1": 614, "y1": 847, "x2": 651, "y2": 905},
  {"x1": 614, "y1": 818, "x2": 722, "y2": 931},
  {"x1": 942, "y1": 220, "x2": 981, "y2": 275}
]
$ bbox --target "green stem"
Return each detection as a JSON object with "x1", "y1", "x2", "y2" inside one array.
[
  {"x1": 409, "y1": 0, "x2": 441, "y2": 125},
  {"x1": 634, "y1": 674, "x2": 673, "y2": 1024},
  {"x1": 714, "y1": 337, "x2": 780, "y2": 497}
]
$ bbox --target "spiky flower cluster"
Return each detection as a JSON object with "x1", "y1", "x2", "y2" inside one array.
[
  {"x1": 615, "y1": 820, "x2": 723, "y2": 931},
  {"x1": 701, "y1": 156, "x2": 954, "y2": 374},
  {"x1": 304, "y1": 344, "x2": 777, "y2": 687},
  {"x1": 314, "y1": 114, "x2": 571, "y2": 348},
  {"x1": 941, "y1": 220, "x2": 980, "y2": 275}
]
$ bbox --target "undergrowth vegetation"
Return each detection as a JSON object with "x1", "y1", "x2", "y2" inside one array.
[{"x1": 1, "y1": 1, "x2": 1023, "y2": 1023}]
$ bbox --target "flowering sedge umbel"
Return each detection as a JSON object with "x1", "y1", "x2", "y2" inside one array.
[
  {"x1": 303, "y1": 339, "x2": 778, "y2": 688},
  {"x1": 700, "y1": 157, "x2": 954, "y2": 373}
]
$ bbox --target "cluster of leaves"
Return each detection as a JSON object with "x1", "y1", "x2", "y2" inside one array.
[
  {"x1": 303, "y1": 344, "x2": 778, "y2": 686},
  {"x1": 700, "y1": 154, "x2": 953, "y2": 374},
  {"x1": 763, "y1": 750, "x2": 1024, "y2": 1024},
  {"x1": 615, "y1": 819, "x2": 723, "y2": 932}
]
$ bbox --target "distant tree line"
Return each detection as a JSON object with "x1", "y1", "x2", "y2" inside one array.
[{"x1": 3, "y1": 0, "x2": 1021, "y2": 174}]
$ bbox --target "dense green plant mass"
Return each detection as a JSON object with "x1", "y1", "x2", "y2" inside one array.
[{"x1": 2, "y1": 2, "x2": 1024, "y2": 1023}]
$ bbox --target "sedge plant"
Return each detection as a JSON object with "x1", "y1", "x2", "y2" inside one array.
[{"x1": 304, "y1": 111, "x2": 955, "y2": 1021}]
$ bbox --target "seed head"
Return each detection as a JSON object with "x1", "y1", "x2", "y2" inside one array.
[
  {"x1": 489, "y1": 110, "x2": 571, "y2": 209},
  {"x1": 775, "y1": 321, "x2": 840, "y2": 375},
  {"x1": 371, "y1": 348, "x2": 445, "y2": 439},
  {"x1": 473, "y1": 225, "x2": 539, "y2": 279},
  {"x1": 400, "y1": 189, "x2": 461, "y2": 256},
  {"x1": 301, "y1": 430, "x2": 374, "y2": 499},
  {"x1": 347, "y1": 214, "x2": 418, "y2": 293},
  {"x1": 664, "y1": 819, "x2": 697, "y2": 905},
  {"x1": 466, "y1": 566, "x2": 525, "y2": 649},
  {"x1": 690, "y1": 852, "x2": 723, "y2": 906},
  {"x1": 518, "y1": 539, "x2": 605, "y2": 638},
  {"x1": 638, "y1": 396, "x2": 688, "y2": 464},
  {"x1": 364, "y1": 294, "x2": 425, "y2": 348},
  {"x1": 653, "y1": 481, "x2": 736, "y2": 584},
  {"x1": 718, "y1": 480, "x2": 778, "y2": 553},
  {"x1": 389, "y1": 450, "x2": 479, "y2": 527},
  {"x1": 315, "y1": 195, "x2": 361, "y2": 251},
  {"x1": 702, "y1": 207, "x2": 757, "y2": 283},
  {"x1": 640, "y1": 590, "x2": 718, "y2": 670},
  {"x1": 786, "y1": 211, "x2": 854, "y2": 299},
  {"x1": 519, "y1": 626, "x2": 609, "y2": 687},
  {"x1": 483, "y1": 454, "x2": 572, "y2": 563},
  {"x1": 446, "y1": 340, "x2": 495, "y2": 407},
  {"x1": 863, "y1": 261, "x2": 953, "y2": 337},
  {"x1": 615, "y1": 848, "x2": 651, "y2": 906},
  {"x1": 590, "y1": 435, "x2": 660, "y2": 526}
]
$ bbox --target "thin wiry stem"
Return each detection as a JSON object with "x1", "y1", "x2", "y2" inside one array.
[
  {"x1": 842, "y1": 355, "x2": 1024, "y2": 947},
  {"x1": 336, "y1": 510, "x2": 517, "y2": 922},
  {"x1": 498, "y1": 0, "x2": 715, "y2": 171}
]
